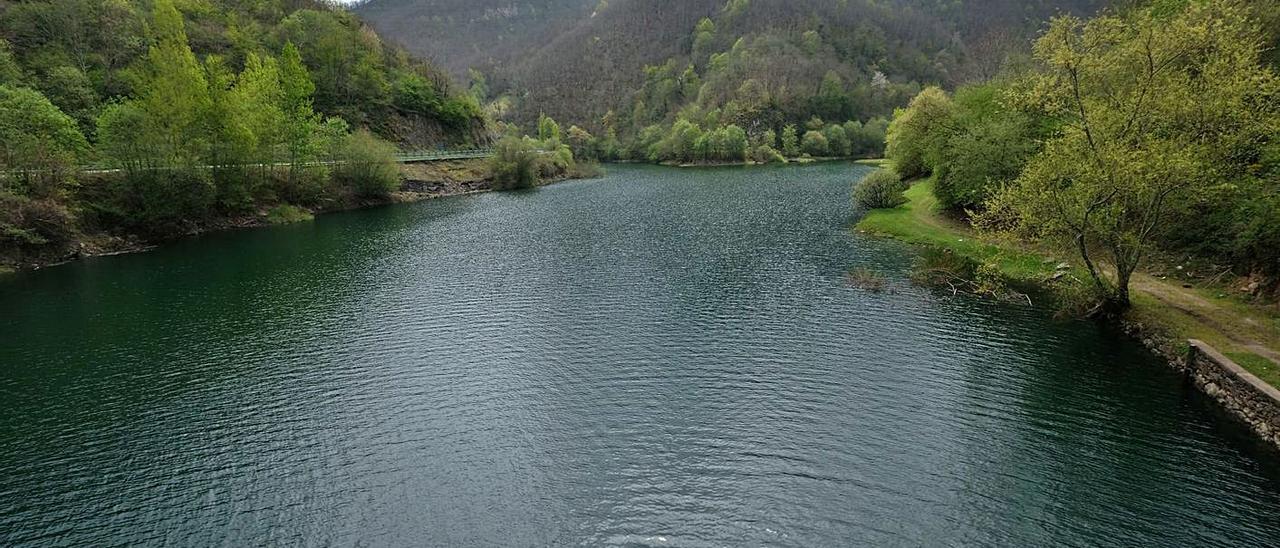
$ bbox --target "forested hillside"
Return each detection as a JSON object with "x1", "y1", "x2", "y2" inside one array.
[
  {"x1": 359, "y1": 0, "x2": 1105, "y2": 163},
  {"x1": 876, "y1": 0, "x2": 1280, "y2": 308},
  {"x1": 0, "y1": 0, "x2": 486, "y2": 269},
  {"x1": 0, "y1": 0, "x2": 485, "y2": 146},
  {"x1": 354, "y1": 0, "x2": 599, "y2": 78}
]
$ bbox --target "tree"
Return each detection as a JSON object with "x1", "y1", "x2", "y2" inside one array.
[
  {"x1": 280, "y1": 41, "x2": 325, "y2": 183},
  {"x1": 566, "y1": 125, "x2": 598, "y2": 161},
  {"x1": 884, "y1": 86, "x2": 954, "y2": 179},
  {"x1": 537, "y1": 113, "x2": 562, "y2": 143},
  {"x1": 0, "y1": 86, "x2": 88, "y2": 198},
  {"x1": 823, "y1": 124, "x2": 851, "y2": 156},
  {"x1": 983, "y1": 2, "x2": 1280, "y2": 312},
  {"x1": 490, "y1": 135, "x2": 543, "y2": 189},
  {"x1": 932, "y1": 84, "x2": 1042, "y2": 210},
  {"x1": 780, "y1": 124, "x2": 800, "y2": 157},
  {"x1": 231, "y1": 53, "x2": 285, "y2": 168},
  {"x1": 720, "y1": 124, "x2": 749, "y2": 161},
  {"x1": 801, "y1": 130, "x2": 829, "y2": 156},
  {"x1": 135, "y1": 0, "x2": 212, "y2": 167}
]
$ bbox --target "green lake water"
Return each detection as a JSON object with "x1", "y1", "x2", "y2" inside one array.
[{"x1": 2, "y1": 163, "x2": 1279, "y2": 546}]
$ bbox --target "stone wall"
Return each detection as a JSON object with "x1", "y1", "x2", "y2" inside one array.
[{"x1": 1186, "y1": 340, "x2": 1280, "y2": 447}]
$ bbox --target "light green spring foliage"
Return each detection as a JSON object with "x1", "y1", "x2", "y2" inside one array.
[
  {"x1": 491, "y1": 115, "x2": 580, "y2": 189},
  {"x1": 884, "y1": 86, "x2": 953, "y2": 179},
  {"x1": 136, "y1": 0, "x2": 212, "y2": 166},
  {"x1": 801, "y1": 130, "x2": 829, "y2": 156},
  {"x1": 887, "y1": 82, "x2": 1044, "y2": 210},
  {"x1": 853, "y1": 168, "x2": 907, "y2": 210},
  {"x1": 333, "y1": 129, "x2": 400, "y2": 198},
  {"x1": 0, "y1": 85, "x2": 89, "y2": 197},
  {"x1": 981, "y1": 0, "x2": 1280, "y2": 308},
  {"x1": 780, "y1": 124, "x2": 800, "y2": 157},
  {"x1": 930, "y1": 83, "x2": 1042, "y2": 210}
]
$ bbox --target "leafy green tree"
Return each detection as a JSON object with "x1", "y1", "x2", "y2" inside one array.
[
  {"x1": 823, "y1": 124, "x2": 850, "y2": 157},
  {"x1": 135, "y1": 0, "x2": 212, "y2": 167},
  {"x1": 692, "y1": 18, "x2": 717, "y2": 65},
  {"x1": 537, "y1": 113, "x2": 562, "y2": 143},
  {"x1": 983, "y1": 2, "x2": 1280, "y2": 311},
  {"x1": 720, "y1": 124, "x2": 749, "y2": 161},
  {"x1": 203, "y1": 55, "x2": 256, "y2": 208},
  {"x1": 38, "y1": 65, "x2": 97, "y2": 133},
  {"x1": 846, "y1": 117, "x2": 888, "y2": 157},
  {"x1": 802, "y1": 30, "x2": 822, "y2": 55},
  {"x1": 566, "y1": 125, "x2": 598, "y2": 161},
  {"x1": 468, "y1": 68, "x2": 489, "y2": 101},
  {"x1": 0, "y1": 86, "x2": 88, "y2": 198},
  {"x1": 885, "y1": 86, "x2": 954, "y2": 178},
  {"x1": 801, "y1": 130, "x2": 829, "y2": 156},
  {"x1": 780, "y1": 124, "x2": 800, "y2": 157},
  {"x1": 658, "y1": 118, "x2": 703, "y2": 162},
  {"x1": 491, "y1": 135, "x2": 543, "y2": 189},
  {"x1": 932, "y1": 83, "x2": 1042, "y2": 210},
  {"x1": 232, "y1": 53, "x2": 286, "y2": 167}
]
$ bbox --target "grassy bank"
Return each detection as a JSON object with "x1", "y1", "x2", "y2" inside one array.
[{"x1": 857, "y1": 178, "x2": 1280, "y2": 387}]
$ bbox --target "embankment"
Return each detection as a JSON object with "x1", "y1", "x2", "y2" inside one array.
[
  {"x1": 4, "y1": 159, "x2": 505, "y2": 273},
  {"x1": 858, "y1": 177, "x2": 1280, "y2": 448},
  {"x1": 1187, "y1": 341, "x2": 1280, "y2": 446}
]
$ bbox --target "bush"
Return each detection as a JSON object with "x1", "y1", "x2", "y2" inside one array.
[
  {"x1": 332, "y1": 129, "x2": 400, "y2": 198},
  {"x1": 801, "y1": 130, "x2": 829, "y2": 156},
  {"x1": 265, "y1": 204, "x2": 314, "y2": 224},
  {"x1": 490, "y1": 135, "x2": 543, "y2": 190},
  {"x1": 753, "y1": 144, "x2": 786, "y2": 164},
  {"x1": 0, "y1": 191, "x2": 75, "y2": 250},
  {"x1": 853, "y1": 168, "x2": 907, "y2": 209}
]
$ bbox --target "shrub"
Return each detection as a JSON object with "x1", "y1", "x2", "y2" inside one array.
[
  {"x1": 265, "y1": 204, "x2": 314, "y2": 224},
  {"x1": 332, "y1": 129, "x2": 400, "y2": 198},
  {"x1": 853, "y1": 169, "x2": 907, "y2": 209},
  {"x1": 801, "y1": 130, "x2": 829, "y2": 156},
  {"x1": 490, "y1": 135, "x2": 542, "y2": 190},
  {"x1": 0, "y1": 191, "x2": 75, "y2": 249},
  {"x1": 753, "y1": 144, "x2": 786, "y2": 164}
]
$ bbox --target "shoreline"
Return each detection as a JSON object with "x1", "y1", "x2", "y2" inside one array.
[
  {"x1": 2, "y1": 159, "x2": 587, "y2": 275},
  {"x1": 857, "y1": 177, "x2": 1280, "y2": 448}
]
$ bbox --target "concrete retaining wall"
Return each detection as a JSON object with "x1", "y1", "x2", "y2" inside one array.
[{"x1": 1186, "y1": 340, "x2": 1280, "y2": 447}]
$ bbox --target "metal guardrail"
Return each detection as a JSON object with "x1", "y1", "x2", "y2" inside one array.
[
  {"x1": 395, "y1": 148, "x2": 494, "y2": 162},
  {"x1": 0, "y1": 149, "x2": 497, "y2": 177}
]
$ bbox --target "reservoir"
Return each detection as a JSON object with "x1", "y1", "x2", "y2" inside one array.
[{"x1": 2, "y1": 163, "x2": 1279, "y2": 546}]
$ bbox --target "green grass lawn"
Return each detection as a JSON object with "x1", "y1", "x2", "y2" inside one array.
[
  {"x1": 856, "y1": 179, "x2": 1057, "y2": 283},
  {"x1": 1228, "y1": 352, "x2": 1280, "y2": 390},
  {"x1": 857, "y1": 177, "x2": 1280, "y2": 388}
]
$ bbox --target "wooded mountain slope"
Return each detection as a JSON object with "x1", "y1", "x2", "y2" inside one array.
[
  {"x1": 358, "y1": 0, "x2": 1107, "y2": 131},
  {"x1": 0, "y1": 0, "x2": 485, "y2": 146}
]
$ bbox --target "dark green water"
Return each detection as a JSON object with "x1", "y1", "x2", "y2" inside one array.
[{"x1": 3, "y1": 163, "x2": 1280, "y2": 546}]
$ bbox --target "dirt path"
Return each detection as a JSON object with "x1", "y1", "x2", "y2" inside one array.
[{"x1": 1132, "y1": 275, "x2": 1280, "y2": 365}]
